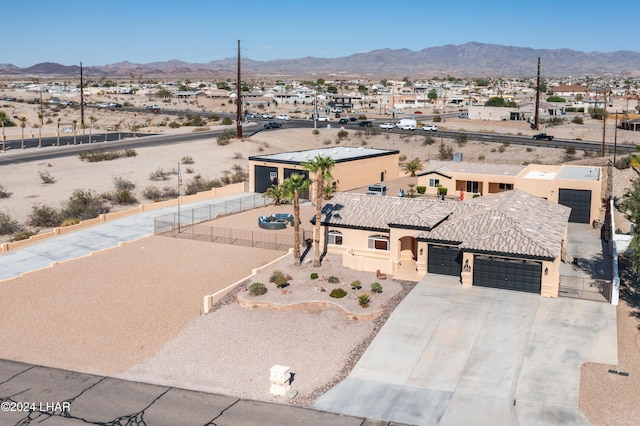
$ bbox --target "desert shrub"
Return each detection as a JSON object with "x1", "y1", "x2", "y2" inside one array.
[
  {"x1": 61, "y1": 189, "x2": 110, "y2": 221},
  {"x1": 312, "y1": 129, "x2": 320, "y2": 135},
  {"x1": 371, "y1": 282, "x2": 383, "y2": 293},
  {"x1": 143, "y1": 186, "x2": 179, "y2": 200},
  {"x1": 221, "y1": 117, "x2": 233, "y2": 125},
  {"x1": 337, "y1": 129, "x2": 349, "y2": 140},
  {"x1": 78, "y1": 150, "x2": 123, "y2": 162},
  {"x1": 358, "y1": 294, "x2": 371, "y2": 307},
  {"x1": 478, "y1": 154, "x2": 486, "y2": 161},
  {"x1": 181, "y1": 156, "x2": 194, "y2": 164},
  {"x1": 433, "y1": 115, "x2": 442, "y2": 122},
  {"x1": 27, "y1": 205, "x2": 61, "y2": 227},
  {"x1": 169, "y1": 121, "x2": 181, "y2": 128},
  {"x1": 149, "y1": 167, "x2": 171, "y2": 181},
  {"x1": 323, "y1": 139, "x2": 332, "y2": 145},
  {"x1": 269, "y1": 270, "x2": 287, "y2": 286},
  {"x1": 310, "y1": 272, "x2": 319, "y2": 280},
  {"x1": 565, "y1": 146, "x2": 576, "y2": 155},
  {"x1": 10, "y1": 230, "x2": 37, "y2": 242},
  {"x1": 399, "y1": 154, "x2": 407, "y2": 162},
  {"x1": 497, "y1": 143, "x2": 507, "y2": 153},
  {"x1": 113, "y1": 177, "x2": 135, "y2": 191},
  {"x1": 184, "y1": 175, "x2": 221, "y2": 195},
  {"x1": 438, "y1": 142, "x2": 453, "y2": 160},
  {"x1": 248, "y1": 282, "x2": 267, "y2": 296},
  {"x1": 417, "y1": 186, "x2": 426, "y2": 194},
  {"x1": 39, "y1": 171, "x2": 56, "y2": 184},
  {"x1": 124, "y1": 149, "x2": 137, "y2": 157},
  {"x1": 0, "y1": 184, "x2": 12, "y2": 198},
  {"x1": 232, "y1": 152, "x2": 243, "y2": 160},
  {"x1": 217, "y1": 129, "x2": 236, "y2": 145},
  {"x1": 526, "y1": 147, "x2": 533, "y2": 152},
  {"x1": 327, "y1": 276, "x2": 340, "y2": 284},
  {"x1": 60, "y1": 218, "x2": 80, "y2": 227},
  {"x1": 455, "y1": 133, "x2": 468, "y2": 146},
  {"x1": 329, "y1": 288, "x2": 347, "y2": 298},
  {"x1": 615, "y1": 156, "x2": 632, "y2": 169},
  {"x1": 351, "y1": 280, "x2": 362, "y2": 290},
  {"x1": 185, "y1": 167, "x2": 194, "y2": 174},
  {"x1": 423, "y1": 135, "x2": 435, "y2": 146},
  {"x1": 112, "y1": 189, "x2": 138, "y2": 205},
  {"x1": 0, "y1": 212, "x2": 23, "y2": 235},
  {"x1": 571, "y1": 116, "x2": 584, "y2": 125}
]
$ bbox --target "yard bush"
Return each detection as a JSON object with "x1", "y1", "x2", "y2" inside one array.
[
  {"x1": 310, "y1": 272, "x2": 319, "y2": 280},
  {"x1": 371, "y1": 282, "x2": 383, "y2": 293},
  {"x1": 416, "y1": 186, "x2": 426, "y2": 194},
  {"x1": 351, "y1": 280, "x2": 362, "y2": 290},
  {"x1": 10, "y1": 230, "x2": 37, "y2": 242},
  {"x1": 571, "y1": 116, "x2": 584, "y2": 125},
  {"x1": 327, "y1": 276, "x2": 340, "y2": 284},
  {"x1": 269, "y1": 270, "x2": 288, "y2": 287},
  {"x1": 358, "y1": 294, "x2": 371, "y2": 307},
  {"x1": 329, "y1": 288, "x2": 347, "y2": 298},
  {"x1": 248, "y1": 282, "x2": 267, "y2": 296}
]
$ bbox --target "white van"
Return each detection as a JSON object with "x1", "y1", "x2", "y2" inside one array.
[{"x1": 395, "y1": 119, "x2": 416, "y2": 130}]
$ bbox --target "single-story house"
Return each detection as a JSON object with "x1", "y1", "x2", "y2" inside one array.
[
  {"x1": 320, "y1": 190, "x2": 570, "y2": 297},
  {"x1": 248, "y1": 146, "x2": 400, "y2": 200},
  {"x1": 417, "y1": 161, "x2": 602, "y2": 225},
  {"x1": 548, "y1": 84, "x2": 588, "y2": 97}
]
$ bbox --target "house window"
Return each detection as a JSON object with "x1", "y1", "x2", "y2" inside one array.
[
  {"x1": 368, "y1": 235, "x2": 390, "y2": 251},
  {"x1": 466, "y1": 181, "x2": 480, "y2": 193},
  {"x1": 499, "y1": 183, "x2": 513, "y2": 190},
  {"x1": 429, "y1": 178, "x2": 440, "y2": 187},
  {"x1": 327, "y1": 231, "x2": 343, "y2": 245}
]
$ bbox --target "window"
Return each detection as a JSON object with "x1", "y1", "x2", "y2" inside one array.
[
  {"x1": 327, "y1": 231, "x2": 343, "y2": 245},
  {"x1": 429, "y1": 178, "x2": 440, "y2": 187},
  {"x1": 466, "y1": 181, "x2": 479, "y2": 193},
  {"x1": 368, "y1": 235, "x2": 390, "y2": 251},
  {"x1": 499, "y1": 183, "x2": 513, "y2": 190}
]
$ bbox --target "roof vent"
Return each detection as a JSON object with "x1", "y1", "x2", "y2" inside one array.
[{"x1": 287, "y1": 156, "x2": 294, "y2": 160}]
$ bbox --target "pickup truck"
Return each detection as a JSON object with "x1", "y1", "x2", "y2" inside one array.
[{"x1": 533, "y1": 133, "x2": 554, "y2": 140}]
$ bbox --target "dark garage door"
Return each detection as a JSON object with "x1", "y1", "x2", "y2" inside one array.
[
  {"x1": 254, "y1": 165, "x2": 279, "y2": 193},
  {"x1": 428, "y1": 245, "x2": 461, "y2": 276},
  {"x1": 473, "y1": 257, "x2": 541, "y2": 294},
  {"x1": 558, "y1": 189, "x2": 592, "y2": 224}
]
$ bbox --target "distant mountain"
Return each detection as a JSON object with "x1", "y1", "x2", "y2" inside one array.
[{"x1": 3, "y1": 43, "x2": 640, "y2": 78}]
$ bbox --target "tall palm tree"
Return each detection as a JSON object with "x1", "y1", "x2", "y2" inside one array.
[
  {"x1": 57, "y1": 118, "x2": 61, "y2": 146},
  {"x1": 89, "y1": 116, "x2": 97, "y2": 143},
  {"x1": 283, "y1": 173, "x2": 311, "y2": 264},
  {"x1": 37, "y1": 113, "x2": 43, "y2": 148},
  {"x1": 18, "y1": 116, "x2": 27, "y2": 149},
  {"x1": 72, "y1": 120, "x2": 77, "y2": 145},
  {"x1": 0, "y1": 111, "x2": 7, "y2": 152},
  {"x1": 303, "y1": 154, "x2": 335, "y2": 267}
]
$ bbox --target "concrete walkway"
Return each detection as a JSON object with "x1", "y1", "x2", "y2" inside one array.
[
  {"x1": 313, "y1": 276, "x2": 617, "y2": 425},
  {"x1": 0, "y1": 192, "x2": 266, "y2": 281}
]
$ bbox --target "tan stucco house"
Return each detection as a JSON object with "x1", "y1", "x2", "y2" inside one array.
[
  {"x1": 418, "y1": 161, "x2": 602, "y2": 224},
  {"x1": 320, "y1": 190, "x2": 571, "y2": 297},
  {"x1": 248, "y1": 146, "x2": 400, "y2": 200}
]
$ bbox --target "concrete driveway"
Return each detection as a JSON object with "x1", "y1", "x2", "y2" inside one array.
[{"x1": 313, "y1": 275, "x2": 617, "y2": 425}]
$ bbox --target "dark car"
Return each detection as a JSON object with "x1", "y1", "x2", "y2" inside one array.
[
  {"x1": 533, "y1": 133, "x2": 554, "y2": 140},
  {"x1": 264, "y1": 122, "x2": 282, "y2": 129},
  {"x1": 3, "y1": 97, "x2": 17, "y2": 101},
  {"x1": 338, "y1": 118, "x2": 349, "y2": 124},
  {"x1": 348, "y1": 117, "x2": 358, "y2": 122},
  {"x1": 358, "y1": 120, "x2": 372, "y2": 127}
]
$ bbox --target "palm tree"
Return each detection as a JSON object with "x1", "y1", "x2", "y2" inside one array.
[
  {"x1": 57, "y1": 118, "x2": 61, "y2": 146},
  {"x1": 322, "y1": 183, "x2": 337, "y2": 200},
  {"x1": 0, "y1": 111, "x2": 7, "y2": 152},
  {"x1": 72, "y1": 120, "x2": 77, "y2": 145},
  {"x1": 283, "y1": 174, "x2": 311, "y2": 263},
  {"x1": 303, "y1": 154, "x2": 335, "y2": 267},
  {"x1": 89, "y1": 116, "x2": 97, "y2": 143},
  {"x1": 18, "y1": 116, "x2": 27, "y2": 149},
  {"x1": 38, "y1": 112, "x2": 43, "y2": 148},
  {"x1": 263, "y1": 183, "x2": 288, "y2": 206},
  {"x1": 402, "y1": 157, "x2": 423, "y2": 177}
]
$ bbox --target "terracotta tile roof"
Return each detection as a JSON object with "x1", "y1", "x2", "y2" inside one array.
[{"x1": 323, "y1": 190, "x2": 570, "y2": 259}]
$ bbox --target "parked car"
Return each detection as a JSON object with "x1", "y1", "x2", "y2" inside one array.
[
  {"x1": 99, "y1": 103, "x2": 110, "y2": 108},
  {"x1": 348, "y1": 117, "x2": 358, "y2": 122},
  {"x1": 317, "y1": 116, "x2": 330, "y2": 122},
  {"x1": 275, "y1": 114, "x2": 290, "y2": 120},
  {"x1": 108, "y1": 103, "x2": 122, "y2": 108},
  {"x1": 3, "y1": 96, "x2": 17, "y2": 101},
  {"x1": 146, "y1": 105, "x2": 160, "y2": 111},
  {"x1": 338, "y1": 118, "x2": 349, "y2": 124},
  {"x1": 423, "y1": 124, "x2": 438, "y2": 131},
  {"x1": 533, "y1": 133, "x2": 554, "y2": 140},
  {"x1": 264, "y1": 122, "x2": 282, "y2": 129},
  {"x1": 245, "y1": 113, "x2": 256, "y2": 119},
  {"x1": 261, "y1": 113, "x2": 273, "y2": 119},
  {"x1": 358, "y1": 121, "x2": 373, "y2": 127},
  {"x1": 379, "y1": 122, "x2": 394, "y2": 129}
]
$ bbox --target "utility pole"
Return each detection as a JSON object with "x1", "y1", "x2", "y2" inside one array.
[
  {"x1": 80, "y1": 62, "x2": 85, "y2": 133},
  {"x1": 601, "y1": 88, "x2": 608, "y2": 157},
  {"x1": 235, "y1": 40, "x2": 243, "y2": 139},
  {"x1": 534, "y1": 57, "x2": 540, "y2": 131},
  {"x1": 38, "y1": 88, "x2": 43, "y2": 148},
  {"x1": 614, "y1": 112, "x2": 618, "y2": 165}
]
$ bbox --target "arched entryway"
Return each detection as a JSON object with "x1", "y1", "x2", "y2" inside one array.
[{"x1": 398, "y1": 236, "x2": 417, "y2": 273}]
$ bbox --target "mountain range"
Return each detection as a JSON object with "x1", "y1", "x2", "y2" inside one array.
[{"x1": 2, "y1": 42, "x2": 640, "y2": 79}]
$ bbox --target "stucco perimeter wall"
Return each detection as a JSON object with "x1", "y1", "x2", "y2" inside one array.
[{"x1": 0, "y1": 182, "x2": 245, "y2": 253}]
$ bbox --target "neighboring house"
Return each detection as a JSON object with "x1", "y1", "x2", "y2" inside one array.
[
  {"x1": 418, "y1": 161, "x2": 602, "y2": 225},
  {"x1": 171, "y1": 90, "x2": 205, "y2": 99},
  {"x1": 548, "y1": 84, "x2": 588, "y2": 97},
  {"x1": 248, "y1": 146, "x2": 400, "y2": 200},
  {"x1": 321, "y1": 190, "x2": 570, "y2": 297}
]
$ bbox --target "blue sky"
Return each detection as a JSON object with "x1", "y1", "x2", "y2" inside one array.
[{"x1": 5, "y1": 0, "x2": 638, "y2": 68}]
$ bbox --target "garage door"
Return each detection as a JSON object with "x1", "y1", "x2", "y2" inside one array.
[
  {"x1": 558, "y1": 189, "x2": 592, "y2": 224},
  {"x1": 428, "y1": 245, "x2": 461, "y2": 276},
  {"x1": 473, "y1": 257, "x2": 541, "y2": 294}
]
